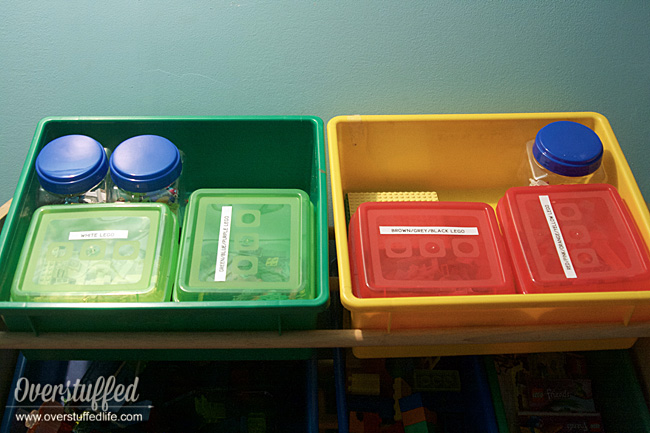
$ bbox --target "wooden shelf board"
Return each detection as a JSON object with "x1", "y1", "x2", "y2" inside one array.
[{"x1": 1, "y1": 322, "x2": 650, "y2": 350}]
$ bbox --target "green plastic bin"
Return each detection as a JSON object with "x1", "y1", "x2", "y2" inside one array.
[{"x1": 0, "y1": 116, "x2": 329, "y2": 337}]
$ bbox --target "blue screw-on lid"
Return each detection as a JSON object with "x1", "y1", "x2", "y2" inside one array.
[
  {"x1": 110, "y1": 135, "x2": 182, "y2": 193},
  {"x1": 35, "y1": 135, "x2": 109, "y2": 195},
  {"x1": 533, "y1": 121, "x2": 603, "y2": 177}
]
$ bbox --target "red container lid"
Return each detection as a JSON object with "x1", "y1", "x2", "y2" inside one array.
[
  {"x1": 497, "y1": 184, "x2": 650, "y2": 294},
  {"x1": 348, "y1": 201, "x2": 516, "y2": 298}
]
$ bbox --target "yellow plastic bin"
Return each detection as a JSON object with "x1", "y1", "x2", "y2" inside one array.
[{"x1": 328, "y1": 112, "x2": 650, "y2": 358}]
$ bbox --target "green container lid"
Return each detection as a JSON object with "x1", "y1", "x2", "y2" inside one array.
[
  {"x1": 11, "y1": 203, "x2": 178, "y2": 303},
  {"x1": 176, "y1": 188, "x2": 314, "y2": 302}
]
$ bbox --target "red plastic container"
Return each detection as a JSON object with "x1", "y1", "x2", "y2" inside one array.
[
  {"x1": 348, "y1": 201, "x2": 516, "y2": 298},
  {"x1": 497, "y1": 184, "x2": 650, "y2": 294}
]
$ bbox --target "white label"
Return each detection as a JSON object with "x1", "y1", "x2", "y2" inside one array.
[
  {"x1": 379, "y1": 226, "x2": 479, "y2": 235},
  {"x1": 214, "y1": 205, "x2": 233, "y2": 282},
  {"x1": 539, "y1": 195, "x2": 577, "y2": 279},
  {"x1": 68, "y1": 230, "x2": 129, "y2": 240}
]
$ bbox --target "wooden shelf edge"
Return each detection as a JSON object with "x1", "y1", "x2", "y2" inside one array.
[
  {"x1": 2, "y1": 322, "x2": 650, "y2": 350},
  {"x1": 0, "y1": 199, "x2": 10, "y2": 218},
  {"x1": 0, "y1": 198, "x2": 11, "y2": 230}
]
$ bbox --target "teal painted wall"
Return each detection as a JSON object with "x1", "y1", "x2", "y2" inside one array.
[{"x1": 1, "y1": 1, "x2": 649, "y2": 207}]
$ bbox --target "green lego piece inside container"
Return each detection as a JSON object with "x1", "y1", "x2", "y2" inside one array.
[
  {"x1": 10, "y1": 203, "x2": 178, "y2": 303},
  {"x1": 175, "y1": 188, "x2": 314, "y2": 302}
]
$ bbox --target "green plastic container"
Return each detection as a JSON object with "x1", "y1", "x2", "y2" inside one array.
[
  {"x1": 11, "y1": 203, "x2": 177, "y2": 303},
  {"x1": 0, "y1": 116, "x2": 329, "y2": 335},
  {"x1": 176, "y1": 188, "x2": 314, "y2": 302}
]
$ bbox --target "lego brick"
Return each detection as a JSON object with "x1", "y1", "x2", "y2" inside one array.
[
  {"x1": 413, "y1": 370, "x2": 461, "y2": 392},
  {"x1": 404, "y1": 420, "x2": 438, "y2": 433},
  {"x1": 349, "y1": 373, "x2": 382, "y2": 395},
  {"x1": 402, "y1": 407, "x2": 437, "y2": 426}
]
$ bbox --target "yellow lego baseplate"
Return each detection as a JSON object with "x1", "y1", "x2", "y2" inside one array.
[{"x1": 345, "y1": 191, "x2": 439, "y2": 222}]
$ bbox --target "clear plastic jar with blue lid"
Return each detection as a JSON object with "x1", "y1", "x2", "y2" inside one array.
[
  {"x1": 35, "y1": 134, "x2": 110, "y2": 205},
  {"x1": 109, "y1": 135, "x2": 183, "y2": 213},
  {"x1": 522, "y1": 121, "x2": 607, "y2": 186}
]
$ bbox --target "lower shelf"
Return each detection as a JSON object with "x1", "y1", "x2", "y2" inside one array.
[
  {"x1": 332, "y1": 349, "x2": 650, "y2": 433},
  {"x1": 1, "y1": 354, "x2": 319, "y2": 433},
  {"x1": 3, "y1": 349, "x2": 649, "y2": 433}
]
